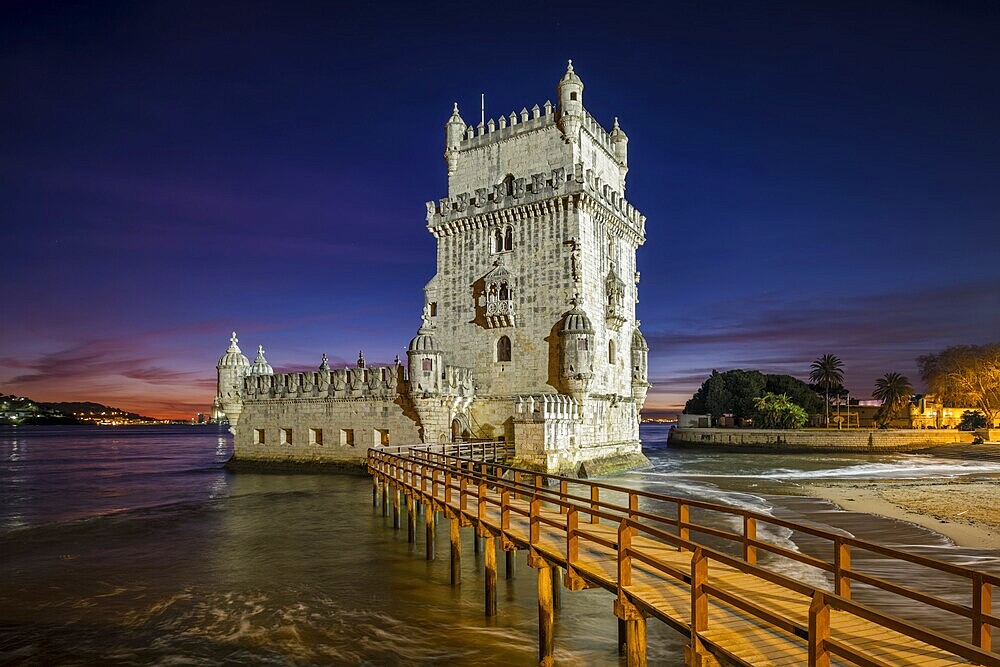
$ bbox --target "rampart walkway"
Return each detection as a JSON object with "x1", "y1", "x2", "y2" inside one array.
[{"x1": 367, "y1": 443, "x2": 1000, "y2": 666}]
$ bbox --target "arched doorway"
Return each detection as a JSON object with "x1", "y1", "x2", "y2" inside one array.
[{"x1": 451, "y1": 414, "x2": 472, "y2": 442}]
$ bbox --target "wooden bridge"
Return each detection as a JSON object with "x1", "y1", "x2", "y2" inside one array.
[{"x1": 367, "y1": 442, "x2": 1000, "y2": 666}]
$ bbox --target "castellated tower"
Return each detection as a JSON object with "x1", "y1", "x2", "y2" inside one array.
[
  {"x1": 215, "y1": 62, "x2": 649, "y2": 475},
  {"x1": 424, "y1": 60, "x2": 649, "y2": 474}
]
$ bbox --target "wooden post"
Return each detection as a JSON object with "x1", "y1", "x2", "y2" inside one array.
[
  {"x1": 450, "y1": 517, "x2": 461, "y2": 586},
  {"x1": 689, "y1": 547, "x2": 708, "y2": 665},
  {"x1": 506, "y1": 549, "x2": 515, "y2": 580},
  {"x1": 973, "y1": 572, "x2": 992, "y2": 650},
  {"x1": 474, "y1": 533, "x2": 481, "y2": 555},
  {"x1": 626, "y1": 616, "x2": 647, "y2": 667},
  {"x1": 618, "y1": 619, "x2": 627, "y2": 656},
  {"x1": 407, "y1": 496, "x2": 415, "y2": 544},
  {"x1": 678, "y1": 502, "x2": 690, "y2": 550},
  {"x1": 808, "y1": 592, "x2": 831, "y2": 667},
  {"x1": 743, "y1": 516, "x2": 757, "y2": 564},
  {"x1": 590, "y1": 486, "x2": 600, "y2": 524},
  {"x1": 372, "y1": 478, "x2": 378, "y2": 507},
  {"x1": 381, "y1": 482, "x2": 388, "y2": 517},
  {"x1": 392, "y1": 488, "x2": 400, "y2": 530},
  {"x1": 559, "y1": 480, "x2": 568, "y2": 514},
  {"x1": 425, "y1": 505, "x2": 435, "y2": 560},
  {"x1": 834, "y1": 538, "x2": 851, "y2": 598},
  {"x1": 484, "y1": 534, "x2": 497, "y2": 616},
  {"x1": 552, "y1": 565, "x2": 562, "y2": 610},
  {"x1": 538, "y1": 564, "x2": 554, "y2": 666}
]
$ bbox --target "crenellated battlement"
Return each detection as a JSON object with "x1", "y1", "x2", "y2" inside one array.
[
  {"x1": 243, "y1": 365, "x2": 404, "y2": 401},
  {"x1": 514, "y1": 394, "x2": 582, "y2": 422},
  {"x1": 426, "y1": 162, "x2": 646, "y2": 239},
  {"x1": 457, "y1": 100, "x2": 556, "y2": 150}
]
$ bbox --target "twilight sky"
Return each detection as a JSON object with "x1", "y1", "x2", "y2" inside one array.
[{"x1": 2, "y1": 1, "x2": 999, "y2": 419}]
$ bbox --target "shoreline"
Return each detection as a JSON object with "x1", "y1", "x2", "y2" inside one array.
[{"x1": 804, "y1": 479, "x2": 1000, "y2": 549}]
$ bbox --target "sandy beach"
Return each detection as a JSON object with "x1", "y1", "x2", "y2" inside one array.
[{"x1": 806, "y1": 479, "x2": 1000, "y2": 549}]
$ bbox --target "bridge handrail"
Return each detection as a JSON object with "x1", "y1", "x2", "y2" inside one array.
[
  {"x1": 368, "y1": 447, "x2": 1000, "y2": 655},
  {"x1": 396, "y1": 446, "x2": 1000, "y2": 586}
]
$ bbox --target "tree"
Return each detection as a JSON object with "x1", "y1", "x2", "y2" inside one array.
[
  {"x1": 872, "y1": 372, "x2": 913, "y2": 427},
  {"x1": 809, "y1": 354, "x2": 844, "y2": 427},
  {"x1": 684, "y1": 370, "x2": 766, "y2": 422},
  {"x1": 918, "y1": 344, "x2": 1000, "y2": 425},
  {"x1": 764, "y1": 374, "x2": 825, "y2": 415},
  {"x1": 752, "y1": 393, "x2": 809, "y2": 429},
  {"x1": 958, "y1": 410, "x2": 988, "y2": 431}
]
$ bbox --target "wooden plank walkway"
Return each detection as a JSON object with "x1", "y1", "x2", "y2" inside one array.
[{"x1": 368, "y1": 445, "x2": 1000, "y2": 667}]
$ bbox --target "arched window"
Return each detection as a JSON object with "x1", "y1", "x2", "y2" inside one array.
[
  {"x1": 497, "y1": 335, "x2": 512, "y2": 362},
  {"x1": 498, "y1": 281, "x2": 509, "y2": 300},
  {"x1": 503, "y1": 226, "x2": 513, "y2": 251},
  {"x1": 609, "y1": 339, "x2": 616, "y2": 365},
  {"x1": 493, "y1": 228, "x2": 503, "y2": 253}
]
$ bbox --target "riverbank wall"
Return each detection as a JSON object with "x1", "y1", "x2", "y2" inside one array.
[{"x1": 668, "y1": 427, "x2": 975, "y2": 452}]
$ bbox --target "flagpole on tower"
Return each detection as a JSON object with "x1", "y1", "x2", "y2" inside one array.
[{"x1": 481, "y1": 93, "x2": 485, "y2": 126}]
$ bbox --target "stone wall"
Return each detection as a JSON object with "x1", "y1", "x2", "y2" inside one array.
[
  {"x1": 232, "y1": 396, "x2": 421, "y2": 467},
  {"x1": 669, "y1": 427, "x2": 975, "y2": 452}
]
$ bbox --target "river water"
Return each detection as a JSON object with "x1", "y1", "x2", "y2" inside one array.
[{"x1": 2, "y1": 424, "x2": 998, "y2": 665}]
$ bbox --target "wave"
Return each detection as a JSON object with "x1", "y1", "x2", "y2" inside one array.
[{"x1": 641, "y1": 457, "x2": 1000, "y2": 481}]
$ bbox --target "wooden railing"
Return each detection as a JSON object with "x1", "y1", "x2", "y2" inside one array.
[{"x1": 369, "y1": 446, "x2": 1000, "y2": 667}]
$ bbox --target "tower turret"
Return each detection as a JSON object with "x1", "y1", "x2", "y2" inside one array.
[
  {"x1": 610, "y1": 116, "x2": 629, "y2": 189},
  {"x1": 444, "y1": 103, "x2": 466, "y2": 176},
  {"x1": 216, "y1": 331, "x2": 250, "y2": 427},
  {"x1": 556, "y1": 60, "x2": 584, "y2": 144},
  {"x1": 630, "y1": 325, "x2": 649, "y2": 414},
  {"x1": 557, "y1": 302, "x2": 595, "y2": 400},
  {"x1": 248, "y1": 344, "x2": 273, "y2": 376},
  {"x1": 407, "y1": 310, "x2": 443, "y2": 395}
]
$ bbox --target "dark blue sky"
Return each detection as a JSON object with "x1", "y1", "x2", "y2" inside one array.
[{"x1": 2, "y1": 1, "x2": 999, "y2": 417}]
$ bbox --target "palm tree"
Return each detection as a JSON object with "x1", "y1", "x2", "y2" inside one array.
[
  {"x1": 809, "y1": 354, "x2": 845, "y2": 427},
  {"x1": 872, "y1": 372, "x2": 914, "y2": 427}
]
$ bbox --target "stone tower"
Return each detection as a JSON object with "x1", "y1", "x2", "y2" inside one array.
[
  {"x1": 423, "y1": 61, "x2": 649, "y2": 473},
  {"x1": 216, "y1": 331, "x2": 250, "y2": 427}
]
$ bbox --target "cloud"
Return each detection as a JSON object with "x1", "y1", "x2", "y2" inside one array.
[{"x1": 642, "y1": 280, "x2": 1000, "y2": 415}]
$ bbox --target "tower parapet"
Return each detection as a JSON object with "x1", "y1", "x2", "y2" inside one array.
[{"x1": 216, "y1": 332, "x2": 250, "y2": 428}]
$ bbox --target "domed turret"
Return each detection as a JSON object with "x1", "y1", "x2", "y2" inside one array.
[
  {"x1": 630, "y1": 325, "x2": 649, "y2": 414},
  {"x1": 557, "y1": 301, "x2": 595, "y2": 399},
  {"x1": 444, "y1": 102, "x2": 466, "y2": 176},
  {"x1": 610, "y1": 116, "x2": 629, "y2": 189},
  {"x1": 216, "y1": 331, "x2": 250, "y2": 428},
  {"x1": 407, "y1": 307, "x2": 443, "y2": 395},
  {"x1": 249, "y1": 344, "x2": 273, "y2": 376},
  {"x1": 557, "y1": 60, "x2": 584, "y2": 144}
]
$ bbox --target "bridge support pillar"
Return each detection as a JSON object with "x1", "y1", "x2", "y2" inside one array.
[
  {"x1": 506, "y1": 549, "x2": 515, "y2": 579},
  {"x1": 392, "y1": 489, "x2": 400, "y2": 530},
  {"x1": 484, "y1": 534, "x2": 497, "y2": 616},
  {"x1": 425, "y1": 507, "x2": 435, "y2": 560},
  {"x1": 618, "y1": 619, "x2": 627, "y2": 655},
  {"x1": 407, "y1": 497, "x2": 415, "y2": 543},
  {"x1": 552, "y1": 566, "x2": 562, "y2": 610},
  {"x1": 626, "y1": 616, "x2": 646, "y2": 667},
  {"x1": 450, "y1": 517, "x2": 461, "y2": 585},
  {"x1": 381, "y1": 483, "x2": 387, "y2": 517},
  {"x1": 538, "y1": 564, "x2": 555, "y2": 666},
  {"x1": 372, "y1": 478, "x2": 378, "y2": 508}
]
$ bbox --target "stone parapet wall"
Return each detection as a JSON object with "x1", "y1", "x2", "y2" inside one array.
[{"x1": 669, "y1": 427, "x2": 975, "y2": 452}]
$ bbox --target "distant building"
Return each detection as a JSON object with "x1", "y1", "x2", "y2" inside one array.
[{"x1": 214, "y1": 63, "x2": 650, "y2": 474}]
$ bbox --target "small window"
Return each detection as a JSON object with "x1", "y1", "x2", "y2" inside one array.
[
  {"x1": 340, "y1": 429, "x2": 355, "y2": 447},
  {"x1": 309, "y1": 428, "x2": 323, "y2": 446},
  {"x1": 570, "y1": 92, "x2": 577, "y2": 101},
  {"x1": 422, "y1": 358, "x2": 433, "y2": 372},
  {"x1": 503, "y1": 173, "x2": 515, "y2": 196},
  {"x1": 503, "y1": 226, "x2": 513, "y2": 251},
  {"x1": 497, "y1": 335, "x2": 512, "y2": 362},
  {"x1": 376, "y1": 429, "x2": 390, "y2": 446},
  {"x1": 254, "y1": 429, "x2": 265, "y2": 445},
  {"x1": 429, "y1": 302, "x2": 438, "y2": 317},
  {"x1": 280, "y1": 428, "x2": 292, "y2": 445},
  {"x1": 498, "y1": 282, "x2": 509, "y2": 300},
  {"x1": 609, "y1": 340, "x2": 616, "y2": 365},
  {"x1": 493, "y1": 228, "x2": 503, "y2": 253},
  {"x1": 577, "y1": 338, "x2": 588, "y2": 351}
]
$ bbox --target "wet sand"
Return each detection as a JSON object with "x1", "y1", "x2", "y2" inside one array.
[{"x1": 806, "y1": 479, "x2": 1000, "y2": 549}]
